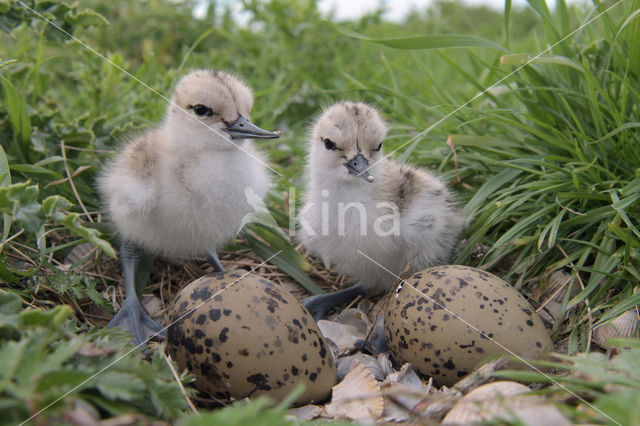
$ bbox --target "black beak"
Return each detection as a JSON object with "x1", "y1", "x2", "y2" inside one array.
[
  {"x1": 345, "y1": 154, "x2": 373, "y2": 183},
  {"x1": 224, "y1": 116, "x2": 281, "y2": 140}
]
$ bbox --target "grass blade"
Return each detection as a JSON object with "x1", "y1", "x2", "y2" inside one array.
[{"x1": 327, "y1": 22, "x2": 508, "y2": 51}]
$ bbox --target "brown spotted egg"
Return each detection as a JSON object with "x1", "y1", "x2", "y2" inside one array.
[
  {"x1": 166, "y1": 272, "x2": 336, "y2": 403},
  {"x1": 385, "y1": 265, "x2": 552, "y2": 386}
]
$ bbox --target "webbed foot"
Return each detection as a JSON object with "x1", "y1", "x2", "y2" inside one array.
[
  {"x1": 302, "y1": 282, "x2": 368, "y2": 321},
  {"x1": 108, "y1": 297, "x2": 165, "y2": 346}
]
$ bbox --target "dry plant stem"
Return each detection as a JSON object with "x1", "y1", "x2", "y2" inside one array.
[
  {"x1": 344, "y1": 295, "x2": 362, "y2": 311},
  {"x1": 8, "y1": 244, "x2": 37, "y2": 264},
  {"x1": 0, "y1": 228, "x2": 24, "y2": 251},
  {"x1": 60, "y1": 140, "x2": 93, "y2": 222},
  {"x1": 62, "y1": 145, "x2": 111, "y2": 153},
  {"x1": 446, "y1": 136, "x2": 461, "y2": 183},
  {"x1": 82, "y1": 312, "x2": 111, "y2": 321},
  {"x1": 452, "y1": 356, "x2": 510, "y2": 394},
  {"x1": 160, "y1": 271, "x2": 166, "y2": 307},
  {"x1": 554, "y1": 195, "x2": 586, "y2": 216},
  {"x1": 162, "y1": 351, "x2": 199, "y2": 415},
  {"x1": 45, "y1": 165, "x2": 92, "y2": 188}
]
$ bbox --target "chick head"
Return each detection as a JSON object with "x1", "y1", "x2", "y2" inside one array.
[
  {"x1": 310, "y1": 101, "x2": 387, "y2": 183},
  {"x1": 167, "y1": 70, "x2": 279, "y2": 148}
]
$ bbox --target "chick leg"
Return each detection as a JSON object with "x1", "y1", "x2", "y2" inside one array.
[
  {"x1": 108, "y1": 241, "x2": 165, "y2": 345},
  {"x1": 301, "y1": 281, "x2": 368, "y2": 321},
  {"x1": 207, "y1": 248, "x2": 226, "y2": 273}
]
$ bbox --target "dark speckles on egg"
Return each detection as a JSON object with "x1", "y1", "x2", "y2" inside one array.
[
  {"x1": 209, "y1": 309, "x2": 221, "y2": 321},
  {"x1": 385, "y1": 265, "x2": 553, "y2": 387},
  {"x1": 165, "y1": 273, "x2": 336, "y2": 404},
  {"x1": 219, "y1": 327, "x2": 229, "y2": 342}
]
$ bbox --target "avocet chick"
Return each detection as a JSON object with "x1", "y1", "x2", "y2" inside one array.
[
  {"x1": 99, "y1": 70, "x2": 280, "y2": 344},
  {"x1": 298, "y1": 101, "x2": 464, "y2": 319}
]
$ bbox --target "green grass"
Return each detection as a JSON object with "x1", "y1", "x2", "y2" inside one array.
[{"x1": 1, "y1": 0, "x2": 639, "y2": 423}]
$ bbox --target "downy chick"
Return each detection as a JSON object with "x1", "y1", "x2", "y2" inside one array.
[
  {"x1": 298, "y1": 101, "x2": 464, "y2": 319},
  {"x1": 99, "y1": 70, "x2": 280, "y2": 344}
]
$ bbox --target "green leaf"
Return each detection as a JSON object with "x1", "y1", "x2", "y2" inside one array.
[
  {"x1": 0, "y1": 145, "x2": 12, "y2": 255},
  {"x1": 19, "y1": 305, "x2": 73, "y2": 328},
  {"x1": 59, "y1": 213, "x2": 116, "y2": 258},
  {"x1": 327, "y1": 21, "x2": 508, "y2": 51},
  {"x1": 500, "y1": 54, "x2": 584, "y2": 72},
  {"x1": 0, "y1": 145, "x2": 10, "y2": 188},
  {"x1": 95, "y1": 371, "x2": 146, "y2": 400},
  {"x1": 0, "y1": 291, "x2": 22, "y2": 315},
  {"x1": 462, "y1": 168, "x2": 521, "y2": 217},
  {"x1": 9, "y1": 163, "x2": 63, "y2": 179},
  {"x1": 249, "y1": 223, "x2": 311, "y2": 272},
  {"x1": 0, "y1": 75, "x2": 28, "y2": 163},
  {"x1": 0, "y1": 183, "x2": 44, "y2": 233}
]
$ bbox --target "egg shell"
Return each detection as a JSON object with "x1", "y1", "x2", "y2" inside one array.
[
  {"x1": 385, "y1": 265, "x2": 553, "y2": 386},
  {"x1": 166, "y1": 272, "x2": 336, "y2": 403}
]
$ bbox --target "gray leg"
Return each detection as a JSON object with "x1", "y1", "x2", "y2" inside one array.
[
  {"x1": 301, "y1": 281, "x2": 368, "y2": 321},
  {"x1": 207, "y1": 248, "x2": 225, "y2": 273},
  {"x1": 108, "y1": 241, "x2": 165, "y2": 345}
]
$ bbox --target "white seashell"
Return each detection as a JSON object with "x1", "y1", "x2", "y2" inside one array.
[
  {"x1": 381, "y1": 363, "x2": 431, "y2": 420},
  {"x1": 337, "y1": 353, "x2": 386, "y2": 381},
  {"x1": 377, "y1": 353, "x2": 394, "y2": 377},
  {"x1": 443, "y1": 381, "x2": 569, "y2": 425},
  {"x1": 334, "y1": 308, "x2": 371, "y2": 334},
  {"x1": 287, "y1": 404, "x2": 325, "y2": 421},
  {"x1": 64, "y1": 242, "x2": 96, "y2": 267},
  {"x1": 593, "y1": 308, "x2": 639, "y2": 347},
  {"x1": 326, "y1": 362, "x2": 384, "y2": 421},
  {"x1": 317, "y1": 319, "x2": 367, "y2": 355},
  {"x1": 141, "y1": 294, "x2": 164, "y2": 322},
  {"x1": 385, "y1": 363, "x2": 426, "y2": 390}
]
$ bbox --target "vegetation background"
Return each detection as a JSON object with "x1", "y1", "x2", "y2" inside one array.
[{"x1": 0, "y1": 0, "x2": 638, "y2": 424}]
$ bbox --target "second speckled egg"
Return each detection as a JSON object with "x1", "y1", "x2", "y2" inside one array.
[
  {"x1": 166, "y1": 272, "x2": 336, "y2": 403},
  {"x1": 385, "y1": 265, "x2": 552, "y2": 386}
]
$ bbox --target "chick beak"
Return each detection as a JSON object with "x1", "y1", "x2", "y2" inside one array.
[
  {"x1": 224, "y1": 116, "x2": 281, "y2": 140},
  {"x1": 345, "y1": 154, "x2": 374, "y2": 183}
]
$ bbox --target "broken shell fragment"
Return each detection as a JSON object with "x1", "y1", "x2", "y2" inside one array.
[
  {"x1": 442, "y1": 381, "x2": 569, "y2": 425},
  {"x1": 593, "y1": 308, "x2": 639, "y2": 347}
]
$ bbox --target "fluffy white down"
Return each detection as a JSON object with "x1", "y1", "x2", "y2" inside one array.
[
  {"x1": 98, "y1": 70, "x2": 271, "y2": 258},
  {"x1": 298, "y1": 102, "x2": 465, "y2": 290},
  {"x1": 299, "y1": 162, "x2": 463, "y2": 290},
  {"x1": 100, "y1": 133, "x2": 270, "y2": 258}
]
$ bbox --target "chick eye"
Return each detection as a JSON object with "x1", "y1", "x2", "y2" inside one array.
[
  {"x1": 191, "y1": 104, "x2": 212, "y2": 116},
  {"x1": 323, "y1": 138, "x2": 337, "y2": 150},
  {"x1": 374, "y1": 142, "x2": 382, "y2": 152}
]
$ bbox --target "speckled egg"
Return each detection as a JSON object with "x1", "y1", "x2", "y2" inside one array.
[
  {"x1": 385, "y1": 265, "x2": 552, "y2": 386},
  {"x1": 166, "y1": 272, "x2": 336, "y2": 403}
]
